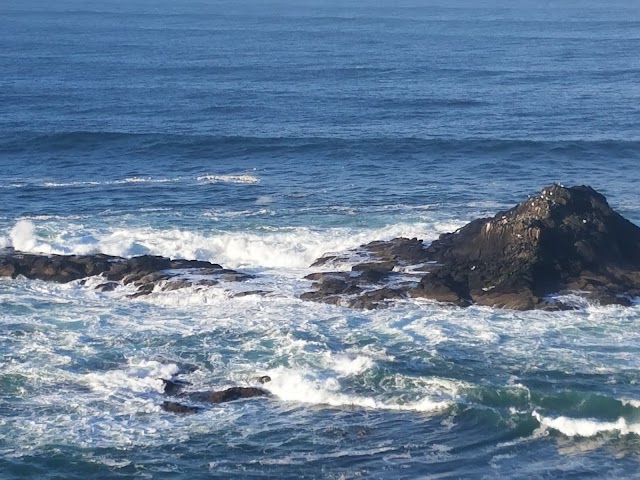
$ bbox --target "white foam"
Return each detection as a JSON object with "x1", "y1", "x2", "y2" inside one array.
[
  {"x1": 10, "y1": 219, "x2": 39, "y2": 252},
  {"x1": 533, "y1": 411, "x2": 640, "y2": 437},
  {"x1": 42, "y1": 180, "x2": 103, "y2": 187},
  {"x1": 42, "y1": 177, "x2": 176, "y2": 188},
  {"x1": 38, "y1": 174, "x2": 258, "y2": 188},
  {"x1": 4, "y1": 220, "x2": 443, "y2": 269},
  {"x1": 264, "y1": 367, "x2": 451, "y2": 412},
  {"x1": 81, "y1": 360, "x2": 179, "y2": 395},
  {"x1": 197, "y1": 174, "x2": 259, "y2": 184},
  {"x1": 324, "y1": 353, "x2": 374, "y2": 376}
]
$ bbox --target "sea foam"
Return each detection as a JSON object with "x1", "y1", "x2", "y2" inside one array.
[
  {"x1": 264, "y1": 367, "x2": 451, "y2": 413},
  {"x1": 3, "y1": 219, "x2": 445, "y2": 269},
  {"x1": 533, "y1": 411, "x2": 640, "y2": 437}
]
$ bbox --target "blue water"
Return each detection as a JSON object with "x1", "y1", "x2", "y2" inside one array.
[{"x1": 2, "y1": 1, "x2": 640, "y2": 478}]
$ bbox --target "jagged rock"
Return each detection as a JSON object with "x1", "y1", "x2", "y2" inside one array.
[
  {"x1": 344, "y1": 287, "x2": 407, "y2": 309},
  {"x1": 412, "y1": 185, "x2": 640, "y2": 309},
  {"x1": 189, "y1": 387, "x2": 270, "y2": 404},
  {"x1": 95, "y1": 281, "x2": 119, "y2": 292},
  {"x1": 0, "y1": 250, "x2": 252, "y2": 296},
  {"x1": 302, "y1": 257, "x2": 414, "y2": 308},
  {"x1": 302, "y1": 185, "x2": 640, "y2": 310},
  {"x1": 161, "y1": 401, "x2": 201, "y2": 415},
  {"x1": 361, "y1": 238, "x2": 430, "y2": 265},
  {"x1": 310, "y1": 238, "x2": 428, "y2": 268}
]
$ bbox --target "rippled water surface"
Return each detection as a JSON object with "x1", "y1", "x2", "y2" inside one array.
[{"x1": 1, "y1": 0, "x2": 640, "y2": 478}]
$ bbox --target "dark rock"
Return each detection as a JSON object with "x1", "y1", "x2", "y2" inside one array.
[
  {"x1": 0, "y1": 260, "x2": 16, "y2": 278},
  {"x1": 412, "y1": 185, "x2": 640, "y2": 309},
  {"x1": 160, "y1": 378, "x2": 191, "y2": 395},
  {"x1": 161, "y1": 401, "x2": 200, "y2": 415},
  {"x1": 310, "y1": 255, "x2": 337, "y2": 268},
  {"x1": 361, "y1": 237, "x2": 430, "y2": 265},
  {"x1": 161, "y1": 279, "x2": 195, "y2": 291},
  {"x1": 344, "y1": 287, "x2": 407, "y2": 309},
  {"x1": 169, "y1": 259, "x2": 222, "y2": 269},
  {"x1": 95, "y1": 281, "x2": 119, "y2": 292},
  {"x1": 351, "y1": 262, "x2": 395, "y2": 283},
  {"x1": 310, "y1": 238, "x2": 428, "y2": 268},
  {"x1": 302, "y1": 185, "x2": 640, "y2": 311},
  {"x1": 303, "y1": 256, "x2": 414, "y2": 309},
  {"x1": 189, "y1": 386, "x2": 270, "y2": 404},
  {"x1": 0, "y1": 251, "x2": 253, "y2": 296},
  {"x1": 232, "y1": 290, "x2": 271, "y2": 298},
  {"x1": 255, "y1": 375, "x2": 271, "y2": 384}
]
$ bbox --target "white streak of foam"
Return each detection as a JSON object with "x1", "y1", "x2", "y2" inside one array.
[
  {"x1": 39, "y1": 174, "x2": 258, "y2": 188},
  {"x1": 5, "y1": 220, "x2": 443, "y2": 269},
  {"x1": 533, "y1": 411, "x2": 640, "y2": 437},
  {"x1": 197, "y1": 174, "x2": 259, "y2": 184},
  {"x1": 81, "y1": 360, "x2": 179, "y2": 395},
  {"x1": 264, "y1": 368, "x2": 450, "y2": 413}
]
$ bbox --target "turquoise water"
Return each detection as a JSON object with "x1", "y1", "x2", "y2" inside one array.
[{"x1": 1, "y1": 1, "x2": 640, "y2": 478}]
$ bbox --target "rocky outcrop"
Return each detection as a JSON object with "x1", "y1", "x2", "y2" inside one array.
[
  {"x1": 302, "y1": 185, "x2": 640, "y2": 310},
  {"x1": 413, "y1": 184, "x2": 640, "y2": 309},
  {"x1": 2, "y1": 185, "x2": 639, "y2": 311},
  {"x1": 0, "y1": 250, "x2": 252, "y2": 296}
]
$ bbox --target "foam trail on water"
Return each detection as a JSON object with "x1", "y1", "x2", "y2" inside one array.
[
  {"x1": 196, "y1": 174, "x2": 259, "y2": 184},
  {"x1": 264, "y1": 368, "x2": 451, "y2": 413},
  {"x1": 533, "y1": 411, "x2": 640, "y2": 437},
  {"x1": 81, "y1": 360, "x2": 180, "y2": 396}
]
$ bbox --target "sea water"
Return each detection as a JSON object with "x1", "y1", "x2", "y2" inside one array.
[{"x1": 1, "y1": 0, "x2": 640, "y2": 478}]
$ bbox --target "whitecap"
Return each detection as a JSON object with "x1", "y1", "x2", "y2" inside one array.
[
  {"x1": 533, "y1": 411, "x2": 640, "y2": 437},
  {"x1": 196, "y1": 174, "x2": 259, "y2": 184},
  {"x1": 263, "y1": 367, "x2": 451, "y2": 413}
]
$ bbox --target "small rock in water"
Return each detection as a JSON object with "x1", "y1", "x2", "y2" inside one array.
[
  {"x1": 189, "y1": 386, "x2": 270, "y2": 404},
  {"x1": 161, "y1": 401, "x2": 200, "y2": 415}
]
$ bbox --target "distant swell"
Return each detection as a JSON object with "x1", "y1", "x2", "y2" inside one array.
[{"x1": 3, "y1": 131, "x2": 640, "y2": 159}]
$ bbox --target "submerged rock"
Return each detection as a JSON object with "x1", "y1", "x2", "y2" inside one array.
[
  {"x1": 302, "y1": 185, "x2": 640, "y2": 310},
  {"x1": 0, "y1": 250, "x2": 252, "y2": 296}
]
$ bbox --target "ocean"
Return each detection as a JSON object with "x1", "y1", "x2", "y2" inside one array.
[{"x1": 1, "y1": 0, "x2": 640, "y2": 478}]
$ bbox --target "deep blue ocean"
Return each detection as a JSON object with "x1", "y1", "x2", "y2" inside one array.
[{"x1": 1, "y1": 1, "x2": 640, "y2": 478}]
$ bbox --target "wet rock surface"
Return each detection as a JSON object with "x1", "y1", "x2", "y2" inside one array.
[
  {"x1": 2, "y1": 186, "x2": 638, "y2": 311},
  {"x1": 160, "y1": 376, "x2": 271, "y2": 414},
  {"x1": 302, "y1": 185, "x2": 640, "y2": 310},
  {"x1": 0, "y1": 250, "x2": 253, "y2": 296}
]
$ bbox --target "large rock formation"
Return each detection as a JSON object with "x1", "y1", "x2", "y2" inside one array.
[
  {"x1": 414, "y1": 184, "x2": 640, "y2": 309},
  {"x1": 0, "y1": 250, "x2": 253, "y2": 296},
  {"x1": 302, "y1": 185, "x2": 640, "y2": 310}
]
